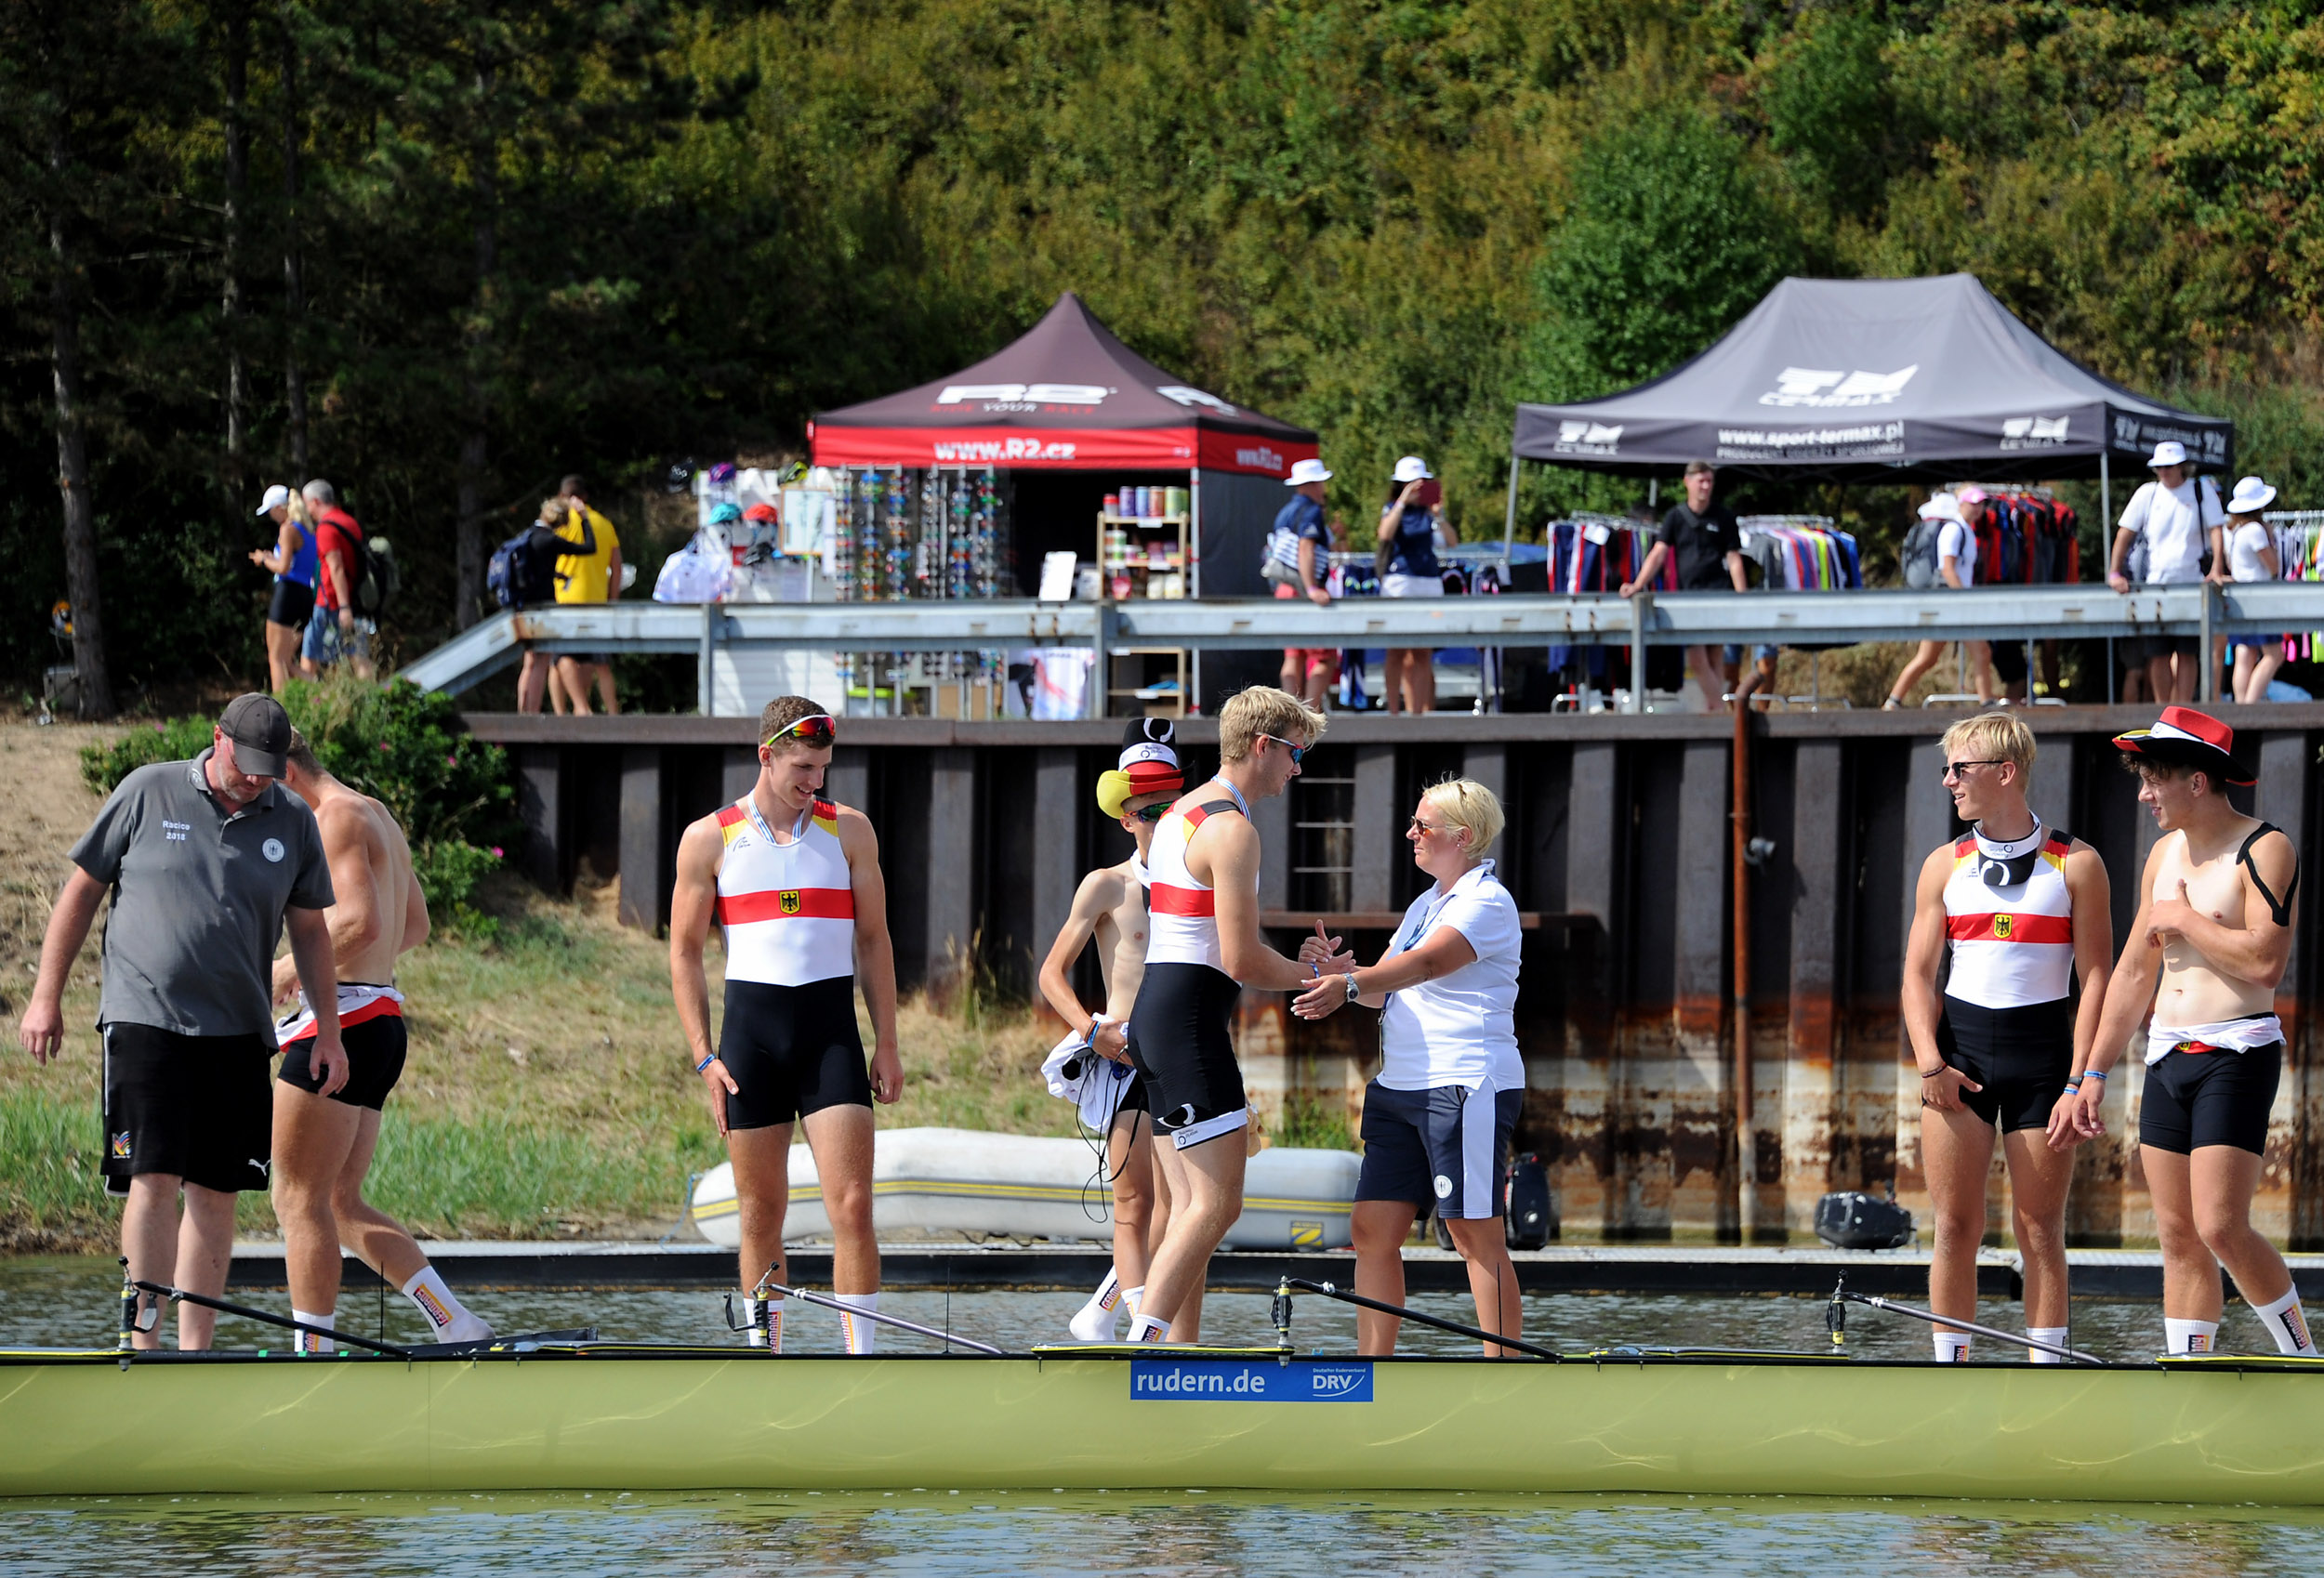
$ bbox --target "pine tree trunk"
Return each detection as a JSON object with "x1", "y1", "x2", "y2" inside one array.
[
  {"x1": 48, "y1": 122, "x2": 112, "y2": 721},
  {"x1": 221, "y1": 0, "x2": 248, "y2": 490},
  {"x1": 279, "y1": 2, "x2": 308, "y2": 477}
]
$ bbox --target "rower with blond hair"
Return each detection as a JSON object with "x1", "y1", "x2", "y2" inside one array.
[{"x1": 1904, "y1": 711, "x2": 2112, "y2": 1362}]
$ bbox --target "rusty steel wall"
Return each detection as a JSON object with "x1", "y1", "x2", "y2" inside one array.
[{"x1": 478, "y1": 704, "x2": 2324, "y2": 1249}]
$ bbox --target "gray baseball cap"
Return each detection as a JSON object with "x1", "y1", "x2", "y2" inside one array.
[{"x1": 218, "y1": 692, "x2": 292, "y2": 778}]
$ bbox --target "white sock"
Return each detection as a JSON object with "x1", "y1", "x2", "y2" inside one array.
[
  {"x1": 402, "y1": 1266, "x2": 491, "y2": 1343},
  {"x1": 2027, "y1": 1326, "x2": 2069, "y2": 1365},
  {"x1": 742, "y1": 1296, "x2": 785, "y2": 1351},
  {"x1": 292, "y1": 1307, "x2": 337, "y2": 1355},
  {"x1": 1123, "y1": 1285, "x2": 1144, "y2": 1319},
  {"x1": 1934, "y1": 1330, "x2": 1972, "y2": 1363},
  {"x1": 837, "y1": 1292, "x2": 878, "y2": 1355},
  {"x1": 1129, "y1": 1312, "x2": 1170, "y2": 1344},
  {"x1": 2249, "y1": 1287, "x2": 2316, "y2": 1355},
  {"x1": 2165, "y1": 1318, "x2": 2219, "y2": 1355},
  {"x1": 1069, "y1": 1269, "x2": 1125, "y2": 1341}
]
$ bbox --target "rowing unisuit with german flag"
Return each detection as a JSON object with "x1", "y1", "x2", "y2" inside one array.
[
  {"x1": 716, "y1": 795, "x2": 855, "y2": 986},
  {"x1": 1935, "y1": 819, "x2": 2077, "y2": 1135}
]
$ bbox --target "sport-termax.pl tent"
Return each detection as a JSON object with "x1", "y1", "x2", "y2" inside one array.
[
  {"x1": 809, "y1": 292, "x2": 1317, "y2": 479},
  {"x1": 1510, "y1": 274, "x2": 2232, "y2": 486}
]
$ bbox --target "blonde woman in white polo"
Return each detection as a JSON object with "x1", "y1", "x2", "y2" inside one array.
[{"x1": 1294, "y1": 777, "x2": 1524, "y2": 1356}]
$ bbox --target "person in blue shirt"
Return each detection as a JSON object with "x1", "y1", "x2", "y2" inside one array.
[
  {"x1": 1378, "y1": 455, "x2": 1452, "y2": 714},
  {"x1": 1271, "y1": 458, "x2": 1338, "y2": 706},
  {"x1": 247, "y1": 484, "x2": 318, "y2": 693}
]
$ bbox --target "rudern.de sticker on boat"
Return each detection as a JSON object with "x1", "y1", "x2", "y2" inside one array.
[{"x1": 1129, "y1": 1359, "x2": 1373, "y2": 1402}]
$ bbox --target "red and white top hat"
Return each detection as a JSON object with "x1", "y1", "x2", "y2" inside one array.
[{"x1": 2111, "y1": 705, "x2": 2256, "y2": 787}]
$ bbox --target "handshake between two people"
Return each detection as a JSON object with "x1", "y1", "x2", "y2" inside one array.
[{"x1": 1290, "y1": 919, "x2": 1360, "y2": 1020}]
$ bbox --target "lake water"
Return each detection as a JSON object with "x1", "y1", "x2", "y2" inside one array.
[{"x1": 4, "y1": 1256, "x2": 2320, "y2": 1574}]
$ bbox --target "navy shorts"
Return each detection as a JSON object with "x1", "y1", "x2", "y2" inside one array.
[
  {"x1": 718, "y1": 977, "x2": 873, "y2": 1130},
  {"x1": 1357, "y1": 1081, "x2": 1522, "y2": 1219},
  {"x1": 2140, "y1": 1044, "x2": 2281, "y2": 1157}
]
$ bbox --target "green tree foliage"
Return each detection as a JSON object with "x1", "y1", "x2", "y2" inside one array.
[{"x1": 10, "y1": 0, "x2": 2324, "y2": 682}]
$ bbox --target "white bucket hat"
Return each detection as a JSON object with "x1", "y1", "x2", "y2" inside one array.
[
  {"x1": 2228, "y1": 475, "x2": 2278, "y2": 514},
  {"x1": 2147, "y1": 440, "x2": 2188, "y2": 468},
  {"x1": 254, "y1": 483, "x2": 292, "y2": 516},
  {"x1": 1917, "y1": 493, "x2": 1964, "y2": 524},
  {"x1": 1285, "y1": 458, "x2": 1333, "y2": 487},
  {"x1": 1391, "y1": 455, "x2": 1433, "y2": 483}
]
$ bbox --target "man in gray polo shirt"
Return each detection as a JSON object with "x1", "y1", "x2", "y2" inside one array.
[{"x1": 18, "y1": 693, "x2": 344, "y2": 1350}]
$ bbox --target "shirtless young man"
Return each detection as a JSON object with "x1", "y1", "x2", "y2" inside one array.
[
  {"x1": 2070, "y1": 707, "x2": 2311, "y2": 1356},
  {"x1": 1903, "y1": 712, "x2": 2111, "y2": 1361},
  {"x1": 271, "y1": 730, "x2": 492, "y2": 1348},
  {"x1": 670, "y1": 697, "x2": 903, "y2": 1352},
  {"x1": 1128, "y1": 687, "x2": 1346, "y2": 1344},
  {"x1": 1037, "y1": 719, "x2": 1182, "y2": 1342}
]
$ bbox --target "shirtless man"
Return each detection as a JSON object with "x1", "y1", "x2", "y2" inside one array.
[
  {"x1": 670, "y1": 697, "x2": 902, "y2": 1352},
  {"x1": 271, "y1": 730, "x2": 492, "y2": 1348},
  {"x1": 1129, "y1": 687, "x2": 1344, "y2": 1343},
  {"x1": 2069, "y1": 707, "x2": 2311, "y2": 1356},
  {"x1": 1037, "y1": 718, "x2": 1182, "y2": 1341}
]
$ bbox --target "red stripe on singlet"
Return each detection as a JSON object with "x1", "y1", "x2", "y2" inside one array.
[
  {"x1": 717, "y1": 888, "x2": 856, "y2": 924},
  {"x1": 1149, "y1": 884, "x2": 1217, "y2": 916},
  {"x1": 1945, "y1": 913, "x2": 2073, "y2": 944}
]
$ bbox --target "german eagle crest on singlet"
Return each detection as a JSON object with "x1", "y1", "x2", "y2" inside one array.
[
  {"x1": 1991, "y1": 914, "x2": 2013, "y2": 940},
  {"x1": 779, "y1": 889, "x2": 802, "y2": 915}
]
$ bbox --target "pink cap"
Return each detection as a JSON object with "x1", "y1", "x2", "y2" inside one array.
[{"x1": 1957, "y1": 485, "x2": 1989, "y2": 505}]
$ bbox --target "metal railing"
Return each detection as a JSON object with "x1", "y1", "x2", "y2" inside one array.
[{"x1": 402, "y1": 583, "x2": 2324, "y2": 711}]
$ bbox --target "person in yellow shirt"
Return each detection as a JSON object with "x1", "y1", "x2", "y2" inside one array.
[{"x1": 551, "y1": 474, "x2": 623, "y2": 715}]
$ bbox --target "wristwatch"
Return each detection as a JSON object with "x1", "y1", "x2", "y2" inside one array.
[{"x1": 1342, "y1": 973, "x2": 1361, "y2": 1005}]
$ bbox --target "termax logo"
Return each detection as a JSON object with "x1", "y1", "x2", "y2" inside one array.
[
  {"x1": 1758, "y1": 366, "x2": 1919, "y2": 407},
  {"x1": 1129, "y1": 1359, "x2": 1375, "y2": 1402},
  {"x1": 2001, "y1": 414, "x2": 2070, "y2": 450}
]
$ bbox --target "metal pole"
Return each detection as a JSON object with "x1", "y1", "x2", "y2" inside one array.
[
  {"x1": 1629, "y1": 587, "x2": 1650, "y2": 714},
  {"x1": 1189, "y1": 467, "x2": 1202, "y2": 714},
  {"x1": 698, "y1": 602, "x2": 715, "y2": 717},
  {"x1": 2199, "y1": 579, "x2": 2216, "y2": 704},
  {"x1": 1502, "y1": 454, "x2": 1520, "y2": 561},
  {"x1": 2099, "y1": 451, "x2": 2111, "y2": 527},
  {"x1": 1089, "y1": 599, "x2": 1111, "y2": 720},
  {"x1": 1731, "y1": 666, "x2": 1763, "y2": 1243}
]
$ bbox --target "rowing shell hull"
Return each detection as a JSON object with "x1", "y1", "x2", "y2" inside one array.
[{"x1": 4, "y1": 1348, "x2": 2322, "y2": 1503}]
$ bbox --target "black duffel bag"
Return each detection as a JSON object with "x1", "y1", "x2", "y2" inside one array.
[
  {"x1": 1814, "y1": 1190, "x2": 1914, "y2": 1251},
  {"x1": 1504, "y1": 1153, "x2": 1552, "y2": 1250}
]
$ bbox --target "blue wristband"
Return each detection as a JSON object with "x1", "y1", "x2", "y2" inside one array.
[
  {"x1": 695, "y1": 1052, "x2": 717, "y2": 1073},
  {"x1": 2084, "y1": 1069, "x2": 2109, "y2": 1083}
]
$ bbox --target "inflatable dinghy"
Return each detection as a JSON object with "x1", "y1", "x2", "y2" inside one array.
[{"x1": 689, "y1": 1126, "x2": 1358, "y2": 1249}]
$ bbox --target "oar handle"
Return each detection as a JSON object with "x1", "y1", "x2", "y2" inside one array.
[
  {"x1": 1281, "y1": 1277, "x2": 1560, "y2": 1361},
  {"x1": 759, "y1": 1281, "x2": 1007, "y2": 1357},
  {"x1": 130, "y1": 1280, "x2": 417, "y2": 1358}
]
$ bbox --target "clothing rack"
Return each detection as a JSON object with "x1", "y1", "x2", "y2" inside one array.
[
  {"x1": 2262, "y1": 511, "x2": 2324, "y2": 662},
  {"x1": 1948, "y1": 486, "x2": 2080, "y2": 585},
  {"x1": 1736, "y1": 515, "x2": 1862, "y2": 591}
]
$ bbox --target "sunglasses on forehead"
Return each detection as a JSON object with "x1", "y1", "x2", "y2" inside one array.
[{"x1": 764, "y1": 714, "x2": 837, "y2": 748}]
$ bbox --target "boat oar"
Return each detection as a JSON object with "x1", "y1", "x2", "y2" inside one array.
[
  {"x1": 1827, "y1": 1277, "x2": 2102, "y2": 1365},
  {"x1": 756, "y1": 1280, "x2": 1007, "y2": 1357},
  {"x1": 1278, "y1": 1277, "x2": 1560, "y2": 1361},
  {"x1": 127, "y1": 1278, "x2": 416, "y2": 1359}
]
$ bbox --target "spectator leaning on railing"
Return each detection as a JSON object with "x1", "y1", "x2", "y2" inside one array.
[
  {"x1": 2222, "y1": 475, "x2": 2285, "y2": 705},
  {"x1": 1884, "y1": 492, "x2": 1994, "y2": 709},
  {"x1": 1377, "y1": 455, "x2": 1452, "y2": 714},
  {"x1": 550, "y1": 474, "x2": 624, "y2": 717},
  {"x1": 1619, "y1": 460, "x2": 1746, "y2": 712},
  {"x1": 2108, "y1": 441, "x2": 2223, "y2": 704}
]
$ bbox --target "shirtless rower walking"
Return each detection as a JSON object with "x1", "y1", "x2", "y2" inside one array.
[
  {"x1": 2069, "y1": 707, "x2": 2312, "y2": 1356},
  {"x1": 1037, "y1": 719, "x2": 1182, "y2": 1341},
  {"x1": 1128, "y1": 687, "x2": 1343, "y2": 1344},
  {"x1": 670, "y1": 697, "x2": 903, "y2": 1352},
  {"x1": 271, "y1": 730, "x2": 492, "y2": 1348}
]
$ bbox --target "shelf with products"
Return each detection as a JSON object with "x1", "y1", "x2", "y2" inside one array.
[
  {"x1": 1104, "y1": 646, "x2": 1188, "y2": 719},
  {"x1": 1098, "y1": 510, "x2": 1192, "y2": 600}
]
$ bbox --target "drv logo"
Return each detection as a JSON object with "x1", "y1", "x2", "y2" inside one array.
[{"x1": 1129, "y1": 1358, "x2": 1374, "y2": 1402}]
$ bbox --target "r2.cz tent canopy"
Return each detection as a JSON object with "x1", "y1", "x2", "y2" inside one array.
[
  {"x1": 810, "y1": 292, "x2": 1317, "y2": 478},
  {"x1": 1510, "y1": 274, "x2": 2232, "y2": 489}
]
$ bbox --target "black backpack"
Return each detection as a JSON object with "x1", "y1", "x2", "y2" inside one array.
[
  {"x1": 488, "y1": 527, "x2": 558, "y2": 609},
  {"x1": 351, "y1": 533, "x2": 399, "y2": 619}
]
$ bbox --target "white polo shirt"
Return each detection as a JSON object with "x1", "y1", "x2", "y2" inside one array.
[
  {"x1": 2119, "y1": 476, "x2": 2224, "y2": 584},
  {"x1": 1377, "y1": 860, "x2": 1524, "y2": 1092}
]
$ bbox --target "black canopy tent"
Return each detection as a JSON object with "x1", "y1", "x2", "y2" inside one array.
[{"x1": 1504, "y1": 274, "x2": 2233, "y2": 540}]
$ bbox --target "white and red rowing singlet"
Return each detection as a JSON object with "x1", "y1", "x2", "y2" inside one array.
[
  {"x1": 275, "y1": 983, "x2": 403, "y2": 1045},
  {"x1": 1942, "y1": 822, "x2": 2074, "y2": 1006},
  {"x1": 1146, "y1": 796, "x2": 1246, "y2": 972},
  {"x1": 716, "y1": 795, "x2": 855, "y2": 986}
]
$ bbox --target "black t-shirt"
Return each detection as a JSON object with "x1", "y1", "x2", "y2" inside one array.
[{"x1": 1657, "y1": 503, "x2": 1743, "y2": 591}]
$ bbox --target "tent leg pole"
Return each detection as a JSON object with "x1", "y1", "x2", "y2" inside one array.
[
  {"x1": 2107, "y1": 638, "x2": 2116, "y2": 706},
  {"x1": 1503, "y1": 455, "x2": 1520, "y2": 561},
  {"x1": 1630, "y1": 589, "x2": 1651, "y2": 715},
  {"x1": 698, "y1": 603, "x2": 715, "y2": 717},
  {"x1": 2100, "y1": 453, "x2": 2111, "y2": 529}
]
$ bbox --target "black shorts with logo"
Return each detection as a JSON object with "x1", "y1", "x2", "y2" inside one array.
[
  {"x1": 101, "y1": 1022, "x2": 273, "y2": 1196},
  {"x1": 1937, "y1": 996, "x2": 2073, "y2": 1133},
  {"x1": 1126, "y1": 962, "x2": 1248, "y2": 1148},
  {"x1": 2140, "y1": 1043, "x2": 2281, "y2": 1156},
  {"x1": 719, "y1": 977, "x2": 873, "y2": 1130},
  {"x1": 278, "y1": 1013, "x2": 409, "y2": 1111}
]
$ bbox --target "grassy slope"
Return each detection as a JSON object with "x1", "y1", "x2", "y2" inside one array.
[{"x1": 0, "y1": 721, "x2": 1069, "y2": 1250}]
